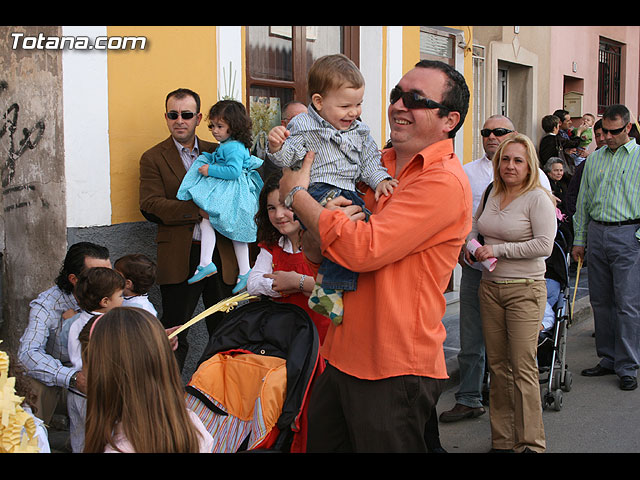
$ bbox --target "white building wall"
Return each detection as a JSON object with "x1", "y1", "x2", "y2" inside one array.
[
  {"x1": 62, "y1": 25, "x2": 111, "y2": 228},
  {"x1": 217, "y1": 26, "x2": 243, "y2": 102}
]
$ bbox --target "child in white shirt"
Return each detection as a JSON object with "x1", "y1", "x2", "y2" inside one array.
[{"x1": 67, "y1": 267, "x2": 125, "y2": 453}]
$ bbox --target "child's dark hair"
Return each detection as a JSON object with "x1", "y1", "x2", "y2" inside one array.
[
  {"x1": 207, "y1": 100, "x2": 253, "y2": 149},
  {"x1": 75, "y1": 267, "x2": 125, "y2": 312},
  {"x1": 255, "y1": 171, "x2": 284, "y2": 246},
  {"x1": 114, "y1": 254, "x2": 157, "y2": 295},
  {"x1": 541, "y1": 114, "x2": 560, "y2": 133}
]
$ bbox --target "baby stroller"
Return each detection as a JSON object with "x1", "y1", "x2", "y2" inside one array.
[
  {"x1": 185, "y1": 299, "x2": 323, "y2": 452},
  {"x1": 538, "y1": 218, "x2": 574, "y2": 411}
]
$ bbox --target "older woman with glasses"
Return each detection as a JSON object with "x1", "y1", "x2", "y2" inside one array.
[{"x1": 470, "y1": 134, "x2": 557, "y2": 453}]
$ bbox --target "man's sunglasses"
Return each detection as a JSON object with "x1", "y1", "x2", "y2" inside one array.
[
  {"x1": 389, "y1": 86, "x2": 450, "y2": 111},
  {"x1": 480, "y1": 128, "x2": 514, "y2": 137},
  {"x1": 601, "y1": 123, "x2": 628, "y2": 135},
  {"x1": 166, "y1": 111, "x2": 196, "y2": 120}
]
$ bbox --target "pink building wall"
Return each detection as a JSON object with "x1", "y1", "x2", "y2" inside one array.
[{"x1": 548, "y1": 26, "x2": 640, "y2": 131}]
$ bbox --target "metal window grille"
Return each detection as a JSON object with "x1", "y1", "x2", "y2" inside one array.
[{"x1": 598, "y1": 39, "x2": 621, "y2": 115}]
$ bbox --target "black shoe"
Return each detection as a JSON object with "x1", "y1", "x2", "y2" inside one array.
[
  {"x1": 439, "y1": 403, "x2": 486, "y2": 423},
  {"x1": 581, "y1": 364, "x2": 615, "y2": 376},
  {"x1": 521, "y1": 447, "x2": 538, "y2": 453},
  {"x1": 428, "y1": 446, "x2": 448, "y2": 453},
  {"x1": 620, "y1": 376, "x2": 638, "y2": 391},
  {"x1": 488, "y1": 448, "x2": 514, "y2": 453}
]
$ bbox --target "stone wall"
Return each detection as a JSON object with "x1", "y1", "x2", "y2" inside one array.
[{"x1": 0, "y1": 26, "x2": 67, "y2": 353}]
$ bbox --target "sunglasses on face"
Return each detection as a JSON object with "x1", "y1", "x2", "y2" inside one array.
[
  {"x1": 166, "y1": 111, "x2": 196, "y2": 120},
  {"x1": 389, "y1": 86, "x2": 450, "y2": 111},
  {"x1": 601, "y1": 123, "x2": 628, "y2": 135},
  {"x1": 480, "y1": 128, "x2": 514, "y2": 137}
]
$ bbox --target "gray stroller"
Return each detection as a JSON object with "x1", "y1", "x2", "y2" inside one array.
[{"x1": 538, "y1": 219, "x2": 574, "y2": 411}]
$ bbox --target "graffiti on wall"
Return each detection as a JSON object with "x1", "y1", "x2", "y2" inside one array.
[{"x1": 0, "y1": 80, "x2": 46, "y2": 212}]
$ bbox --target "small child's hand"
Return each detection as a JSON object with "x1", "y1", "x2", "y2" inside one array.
[
  {"x1": 62, "y1": 308, "x2": 78, "y2": 320},
  {"x1": 268, "y1": 126, "x2": 290, "y2": 153},
  {"x1": 198, "y1": 164, "x2": 209, "y2": 176},
  {"x1": 374, "y1": 178, "x2": 399, "y2": 201}
]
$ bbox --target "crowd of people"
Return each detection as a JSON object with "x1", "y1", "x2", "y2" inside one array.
[{"x1": 5, "y1": 54, "x2": 639, "y2": 453}]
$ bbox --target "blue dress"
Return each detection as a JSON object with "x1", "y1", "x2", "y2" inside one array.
[{"x1": 177, "y1": 139, "x2": 263, "y2": 243}]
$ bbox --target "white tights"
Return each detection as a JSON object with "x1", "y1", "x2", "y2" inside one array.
[{"x1": 198, "y1": 219, "x2": 250, "y2": 276}]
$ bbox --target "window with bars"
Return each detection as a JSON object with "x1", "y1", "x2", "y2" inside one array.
[{"x1": 598, "y1": 38, "x2": 621, "y2": 115}]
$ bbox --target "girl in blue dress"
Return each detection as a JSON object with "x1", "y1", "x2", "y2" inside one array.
[{"x1": 177, "y1": 100, "x2": 263, "y2": 293}]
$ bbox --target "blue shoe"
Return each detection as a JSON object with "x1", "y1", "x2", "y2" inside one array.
[
  {"x1": 187, "y1": 262, "x2": 217, "y2": 284},
  {"x1": 231, "y1": 270, "x2": 251, "y2": 294}
]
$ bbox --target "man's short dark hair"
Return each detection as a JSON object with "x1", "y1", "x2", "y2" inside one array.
[
  {"x1": 55, "y1": 242, "x2": 110, "y2": 294},
  {"x1": 165, "y1": 88, "x2": 201, "y2": 113},
  {"x1": 603, "y1": 104, "x2": 630, "y2": 124},
  {"x1": 414, "y1": 60, "x2": 470, "y2": 138},
  {"x1": 553, "y1": 109, "x2": 570, "y2": 122}
]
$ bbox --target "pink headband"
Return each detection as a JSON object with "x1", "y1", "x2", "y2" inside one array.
[{"x1": 89, "y1": 314, "x2": 105, "y2": 339}]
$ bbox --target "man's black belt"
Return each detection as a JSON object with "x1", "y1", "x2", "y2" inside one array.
[{"x1": 593, "y1": 219, "x2": 640, "y2": 227}]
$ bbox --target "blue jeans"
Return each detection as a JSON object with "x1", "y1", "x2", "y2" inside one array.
[
  {"x1": 305, "y1": 182, "x2": 369, "y2": 291},
  {"x1": 455, "y1": 265, "x2": 486, "y2": 408},
  {"x1": 542, "y1": 278, "x2": 561, "y2": 333}
]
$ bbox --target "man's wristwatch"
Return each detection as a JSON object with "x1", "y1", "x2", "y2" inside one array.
[
  {"x1": 284, "y1": 185, "x2": 307, "y2": 209},
  {"x1": 69, "y1": 371, "x2": 78, "y2": 390}
]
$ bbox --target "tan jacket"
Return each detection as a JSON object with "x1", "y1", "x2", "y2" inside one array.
[{"x1": 139, "y1": 136, "x2": 237, "y2": 285}]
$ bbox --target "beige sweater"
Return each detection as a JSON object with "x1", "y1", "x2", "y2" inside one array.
[{"x1": 470, "y1": 187, "x2": 556, "y2": 281}]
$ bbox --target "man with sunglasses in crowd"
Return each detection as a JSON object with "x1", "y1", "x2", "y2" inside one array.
[
  {"x1": 572, "y1": 103, "x2": 640, "y2": 391},
  {"x1": 279, "y1": 60, "x2": 472, "y2": 452},
  {"x1": 439, "y1": 115, "x2": 552, "y2": 424},
  {"x1": 139, "y1": 88, "x2": 234, "y2": 371}
]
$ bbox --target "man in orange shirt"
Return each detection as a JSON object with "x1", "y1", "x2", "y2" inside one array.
[{"x1": 279, "y1": 60, "x2": 472, "y2": 452}]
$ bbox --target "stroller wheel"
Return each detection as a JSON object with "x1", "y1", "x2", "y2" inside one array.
[
  {"x1": 541, "y1": 387, "x2": 549, "y2": 410},
  {"x1": 562, "y1": 371, "x2": 573, "y2": 392},
  {"x1": 551, "y1": 389, "x2": 563, "y2": 411}
]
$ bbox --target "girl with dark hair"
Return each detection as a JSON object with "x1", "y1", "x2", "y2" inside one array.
[
  {"x1": 114, "y1": 253, "x2": 158, "y2": 316},
  {"x1": 177, "y1": 100, "x2": 264, "y2": 294},
  {"x1": 247, "y1": 172, "x2": 329, "y2": 343}
]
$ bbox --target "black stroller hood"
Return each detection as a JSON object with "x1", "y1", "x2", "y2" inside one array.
[{"x1": 195, "y1": 299, "x2": 320, "y2": 431}]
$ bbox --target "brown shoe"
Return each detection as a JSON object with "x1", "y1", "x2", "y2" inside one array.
[{"x1": 439, "y1": 403, "x2": 486, "y2": 423}]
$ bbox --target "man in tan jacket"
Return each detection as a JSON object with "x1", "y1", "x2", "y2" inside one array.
[{"x1": 139, "y1": 88, "x2": 236, "y2": 370}]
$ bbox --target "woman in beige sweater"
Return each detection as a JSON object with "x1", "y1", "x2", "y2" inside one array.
[{"x1": 469, "y1": 134, "x2": 556, "y2": 453}]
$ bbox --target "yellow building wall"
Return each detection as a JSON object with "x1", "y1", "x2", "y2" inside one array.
[
  {"x1": 106, "y1": 26, "x2": 218, "y2": 224},
  {"x1": 105, "y1": 26, "x2": 473, "y2": 225}
]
